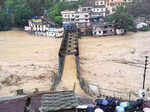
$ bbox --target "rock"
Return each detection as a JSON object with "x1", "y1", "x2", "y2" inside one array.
[
  {"x1": 130, "y1": 48, "x2": 136, "y2": 54},
  {"x1": 88, "y1": 84, "x2": 100, "y2": 96}
]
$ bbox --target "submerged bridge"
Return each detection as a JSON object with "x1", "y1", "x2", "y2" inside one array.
[{"x1": 50, "y1": 26, "x2": 90, "y2": 95}]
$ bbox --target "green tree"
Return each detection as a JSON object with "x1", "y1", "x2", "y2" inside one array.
[
  {"x1": 26, "y1": 0, "x2": 44, "y2": 16},
  {"x1": 48, "y1": 0, "x2": 83, "y2": 25},
  {"x1": 107, "y1": 4, "x2": 135, "y2": 33},
  {"x1": 0, "y1": 10, "x2": 11, "y2": 31},
  {"x1": 5, "y1": 0, "x2": 34, "y2": 27},
  {"x1": 0, "y1": 0, "x2": 84, "y2": 30},
  {"x1": 128, "y1": 0, "x2": 150, "y2": 17},
  {"x1": 14, "y1": 7, "x2": 34, "y2": 27},
  {"x1": 54, "y1": 16, "x2": 62, "y2": 24}
]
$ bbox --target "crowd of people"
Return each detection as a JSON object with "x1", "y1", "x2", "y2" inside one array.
[{"x1": 77, "y1": 96, "x2": 150, "y2": 112}]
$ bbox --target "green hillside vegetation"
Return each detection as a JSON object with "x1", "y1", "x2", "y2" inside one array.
[
  {"x1": 1, "y1": 0, "x2": 150, "y2": 31},
  {"x1": 107, "y1": 4, "x2": 135, "y2": 33},
  {"x1": 0, "y1": 0, "x2": 83, "y2": 31}
]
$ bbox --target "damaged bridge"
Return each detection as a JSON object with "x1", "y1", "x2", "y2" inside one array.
[{"x1": 50, "y1": 28, "x2": 97, "y2": 95}]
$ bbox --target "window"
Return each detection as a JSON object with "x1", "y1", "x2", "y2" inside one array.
[
  {"x1": 88, "y1": 8, "x2": 91, "y2": 11},
  {"x1": 64, "y1": 14, "x2": 67, "y2": 17},
  {"x1": 103, "y1": 31, "x2": 107, "y2": 34},
  {"x1": 104, "y1": 26, "x2": 108, "y2": 28},
  {"x1": 85, "y1": 15, "x2": 89, "y2": 17},
  {"x1": 95, "y1": 1, "x2": 98, "y2": 5},
  {"x1": 83, "y1": 8, "x2": 86, "y2": 11},
  {"x1": 76, "y1": 19, "x2": 79, "y2": 21},
  {"x1": 76, "y1": 15, "x2": 79, "y2": 18}
]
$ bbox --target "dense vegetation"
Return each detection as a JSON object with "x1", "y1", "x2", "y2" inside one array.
[
  {"x1": 107, "y1": 4, "x2": 135, "y2": 33},
  {"x1": 0, "y1": 0, "x2": 150, "y2": 31},
  {"x1": 128, "y1": 0, "x2": 150, "y2": 18},
  {"x1": 0, "y1": 0, "x2": 83, "y2": 31},
  {"x1": 107, "y1": 0, "x2": 150, "y2": 33}
]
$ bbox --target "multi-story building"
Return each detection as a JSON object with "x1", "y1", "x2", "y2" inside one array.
[
  {"x1": 61, "y1": 10, "x2": 76, "y2": 24},
  {"x1": 91, "y1": 6, "x2": 106, "y2": 17},
  {"x1": 106, "y1": 0, "x2": 133, "y2": 14},
  {"x1": 105, "y1": 0, "x2": 123, "y2": 14},
  {"x1": 61, "y1": 10, "x2": 90, "y2": 25},
  {"x1": 75, "y1": 12, "x2": 91, "y2": 35},
  {"x1": 92, "y1": 23, "x2": 115, "y2": 36},
  {"x1": 75, "y1": 12, "x2": 90, "y2": 24},
  {"x1": 78, "y1": 5, "x2": 93, "y2": 13},
  {"x1": 61, "y1": 10, "x2": 91, "y2": 35},
  {"x1": 92, "y1": 0, "x2": 106, "y2": 17},
  {"x1": 95, "y1": 0, "x2": 105, "y2": 6},
  {"x1": 89, "y1": 0, "x2": 106, "y2": 24}
]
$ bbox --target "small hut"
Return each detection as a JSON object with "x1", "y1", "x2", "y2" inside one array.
[{"x1": 39, "y1": 91, "x2": 78, "y2": 112}]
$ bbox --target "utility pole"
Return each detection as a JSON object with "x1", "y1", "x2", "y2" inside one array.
[{"x1": 143, "y1": 56, "x2": 149, "y2": 89}]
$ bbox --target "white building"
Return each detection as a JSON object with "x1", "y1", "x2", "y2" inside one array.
[
  {"x1": 92, "y1": 0, "x2": 106, "y2": 17},
  {"x1": 75, "y1": 12, "x2": 90, "y2": 25},
  {"x1": 61, "y1": 10, "x2": 91, "y2": 25},
  {"x1": 61, "y1": 10, "x2": 76, "y2": 24},
  {"x1": 92, "y1": 6, "x2": 106, "y2": 17},
  {"x1": 95, "y1": 0, "x2": 105, "y2": 6},
  {"x1": 92, "y1": 23, "x2": 115, "y2": 37},
  {"x1": 78, "y1": 5, "x2": 92, "y2": 12}
]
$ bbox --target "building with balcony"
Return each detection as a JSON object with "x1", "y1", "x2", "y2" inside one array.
[{"x1": 61, "y1": 10, "x2": 76, "y2": 24}]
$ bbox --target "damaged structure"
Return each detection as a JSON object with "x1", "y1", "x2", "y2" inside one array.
[
  {"x1": 24, "y1": 17, "x2": 64, "y2": 38},
  {"x1": 92, "y1": 23, "x2": 115, "y2": 37}
]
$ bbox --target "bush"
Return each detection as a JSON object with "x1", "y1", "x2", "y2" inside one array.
[{"x1": 54, "y1": 16, "x2": 62, "y2": 25}]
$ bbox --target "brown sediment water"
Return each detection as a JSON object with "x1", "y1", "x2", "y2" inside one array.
[
  {"x1": 1, "y1": 30, "x2": 150, "y2": 96},
  {"x1": 57, "y1": 55, "x2": 84, "y2": 94}
]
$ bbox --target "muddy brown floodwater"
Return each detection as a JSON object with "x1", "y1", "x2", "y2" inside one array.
[
  {"x1": 0, "y1": 29, "x2": 150, "y2": 96},
  {"x1": 57, "y1": 55, "x2": 84, "y2": 94}
]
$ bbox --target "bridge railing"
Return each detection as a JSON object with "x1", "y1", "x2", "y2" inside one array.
[{"x1": 98, "y1": 87, "x2": 139, "y2": 101}]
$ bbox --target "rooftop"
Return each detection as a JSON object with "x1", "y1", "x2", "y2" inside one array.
[{"x1": 39, "y1": 91, "x2": 78, "y2": 112}]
